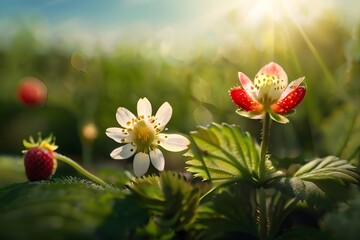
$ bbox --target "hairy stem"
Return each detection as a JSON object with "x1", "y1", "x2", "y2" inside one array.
[
  {"x1": 259, "y1": 113, "x2": 271, "y2": 182},
  {"x1": 54, "y1": 152, "x2": 110, "y2": 187},
  {"x1": 259, "y1": 113, "x2": 271, "y2": 240},
  {"x1": 259, "y1": 188, "x2": 268, "y2": 240}
]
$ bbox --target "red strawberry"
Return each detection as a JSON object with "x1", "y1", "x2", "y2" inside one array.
[
  {"x1": 271, "y1": 86, "x2": 306, "y2": 114},
  {"x1": 24, "y1": 147, "x2": 57, "y2": 181},
  {"x1": 229, "y1": 87, "x2": 263, "y2": 112},
  {"x1": 18, "y1": 77, "x2": 48, "y2": 106}
]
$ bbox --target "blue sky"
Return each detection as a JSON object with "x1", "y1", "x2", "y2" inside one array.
[
  {"x1": 0, "y1": 0, "x2": 359, "y2": 54},
  {"x1": 0, "y1": 0, "x2": 195, "y2": 27},
  {"x1": 0, "y1": 0, "x2": 241, "y2": 53},
  {"x1": 0, "y1": 0, "x2": 226, "y2": 32}
]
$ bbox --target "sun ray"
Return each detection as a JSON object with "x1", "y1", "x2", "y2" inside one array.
[{"x1": 288, "y1": 14, "x2": 338, "y2": 91}]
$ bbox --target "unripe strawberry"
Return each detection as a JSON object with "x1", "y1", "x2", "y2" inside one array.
[
  {"x1": 24, "y1": 147, "x2": 57, "y2": 181},
  {"x1": 18, "y1": 77, "x2": 48, "y2": 106},
  {"x1": 23, "y1": 135, "x2": 58, "y2": 181}
]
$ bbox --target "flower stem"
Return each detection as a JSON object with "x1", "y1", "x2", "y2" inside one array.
[
  {"x1": 259, "y1": 187, "x2": 268, "y2": 240},
  {"x1": 259, "y1": 113, "x2": 271, "y2": 240},
  {"x1": 259, "y1": 112, "x2": 271, "y2": 182},
  {"x1": 54, "y1": 152, "x2": 110, "y2": 187}
]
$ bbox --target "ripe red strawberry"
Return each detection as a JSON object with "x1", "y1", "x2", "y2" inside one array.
[
  {"x1": 24, "y1": 147, "x2": 57, "y2": 181},
  {"x1": 18, "y1": 77, "x2": 48, "y2": 106},
  {"x1": 229, "y1": 87, "x2": 263, "y2": 112},
  {"x1": 271, "y1": 86, "x2": 306, "y2": 114},
  {"x1": 22, "y1": 134, "x2": 110, "y2": 186},
  {"x1": 23, "y1": 135, "x2": 58, "y2": 181}
]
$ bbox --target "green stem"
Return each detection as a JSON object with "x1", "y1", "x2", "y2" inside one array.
[
  {"x1": 259, "y1": 188, "x2": 268, "y2": 240},
  {"x1": 259, "y1": 113, "x2": 271, "y2": 240},
  {"x1": 259, "y1": 113, "x2": 271, "y2": 182},
  {"x1": 54, "y1": 152, "x2": 110, "y2": 187}
]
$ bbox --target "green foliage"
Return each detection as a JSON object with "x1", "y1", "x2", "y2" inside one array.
[
  {"x1": 185, "y1": 123, "x2": 261, "y2": 183},
  {"x1": 0, "y1": 177, "x2": 149, "y2": 239},
  {"x1": 0, "y1": 145, "x2": 358, "y2": 239},
  {"x1": 275, "y1": 156, "x2": 359, "y2": 208},
  {"x1": 128, "y1": 172, "x2": 200, "y2": 237},
  {"x1": 184, "y1": 123, "x2": 359, "y2": 238},
  {"x1": 196, "y1": 182, "x2": 259, "y2": 239},
  {"x1": 294, "y1": 156, "x2": 358, "y2": 183},
  {"x1": 185, "y1": 123, "x2": 282, "y2": 185}
]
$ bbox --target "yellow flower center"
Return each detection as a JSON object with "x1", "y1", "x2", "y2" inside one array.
[
  {"x1": 132, "y1": 120, "x2": 156, "y2": 152},
  {"x1": 254, "y1": 73, "x2": 287, "y2": 104}
]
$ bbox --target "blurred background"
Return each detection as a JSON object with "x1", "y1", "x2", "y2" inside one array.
[{"x1": 0, "y1": 0, "x2": 359, "y2": 176}]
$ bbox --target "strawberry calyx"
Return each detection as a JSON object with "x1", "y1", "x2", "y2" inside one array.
[{"x1": 23, "y1": 134, "x2": 58, "y2": 152}]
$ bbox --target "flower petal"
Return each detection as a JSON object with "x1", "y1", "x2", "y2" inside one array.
[
  {"x1": 110, "y1": 143, "x2": 137, "y2": 159},
  {"x1": 105, "y1": 127, "x2": 130, "y2": 143},
  {"x1": 137, "y1": 97, "x2": 152, "y2": 119},
  {"x1": 116, "y1": 107, "x2": 137, "y2": 128},
  {"x1": 257, "y1": 62, "x2": 288, "y2": 85},
  {"x1": 254, "y1": 62, "x2": 288, "y2": 101},
  {"x1": 229, "y1": 87, "x2": 263, "y2": 112},
  {"x1": 238, "y1": 72, "x2": 257, "y2": 99},
  {"x1": 155, "y1": 102, "x2": 173, "y2": 130},
  {"x1": 278, "y1": 77, "x2": 305, "y2": 101},
  {"x1": 150, "y1": 148, "x2": 165, "y2": 171},
  {"x1": 271, "y1": 86, "x2": 306, "y2": 114},
  {"x1": 158, "y1": 133, "x2": 190, "y2": 152},
  {"x1": 133, "y1": 152, "x2": 150, "y2": 176}
]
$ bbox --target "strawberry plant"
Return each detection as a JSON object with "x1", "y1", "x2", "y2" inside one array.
[{"x1": 0, "y1": 62, "x2": 358, "y2": 240}]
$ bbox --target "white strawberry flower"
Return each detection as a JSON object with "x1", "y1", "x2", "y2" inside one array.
[{"x1": 106, "y1": 97, "x2": 190, "y2": 176}]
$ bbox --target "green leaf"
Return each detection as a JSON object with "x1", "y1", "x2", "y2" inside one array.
[
  {"x1": 274, "y1": 156, "x2": 359, "y2": 208},
  {"x1": 0, "y1": 177, "x2": 148, "y2": 239},
  {"x1": 185, "y1": 123, "x2": 261, "y2": 184},
  {"x1": 128, "y1": 172, "x2": 200, "y2": 232},
  {"x1": 294, "y1": 156, "x2": 358, "y2": 183},
  {"x1": 195, "y1": 182, "x2": 258, "y2": 239}
]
